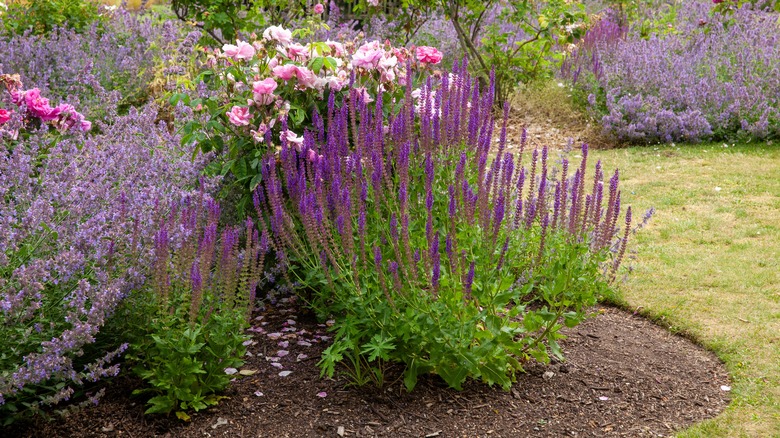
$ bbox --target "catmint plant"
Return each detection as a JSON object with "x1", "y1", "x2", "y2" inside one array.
[
  {"x1": 563, "y1": 1, "x2": 780, "y2": 143},
  {"x1": 0, "y1": 80, "x2": 212, "y2": 423}
]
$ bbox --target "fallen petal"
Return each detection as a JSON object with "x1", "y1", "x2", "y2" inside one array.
[{"x1": 279, "y1": 370, "x2": 292, "y2": 377}]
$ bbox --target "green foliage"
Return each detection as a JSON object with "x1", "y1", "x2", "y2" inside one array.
[
  {"x1": 129, "y1": 303, "x2": 247, "y2": 417},
  {"x1": 0, "y1": 0, "x2": 102, "y2": 36},
  {"x1": 170, "y1": 0, "x2": 311, "y2": 44},
  {"x1": 373, "y1": 0, "x2": 588, "y2": 105}
]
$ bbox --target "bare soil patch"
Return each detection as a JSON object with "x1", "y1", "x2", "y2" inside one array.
[{"x1": 8, "y1": 305, "x2": 730, "y2": 438}]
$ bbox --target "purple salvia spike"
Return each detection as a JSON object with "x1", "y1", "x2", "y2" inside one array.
[
  {"x1": 464, "y1": 261, "x2": 475, "y2": 300},
  {"x1": 496, "y1": 236, "x2": 510, "y2": 271},
  {"x1": 189, "y1": 260, "x2": 203, "y2": 323},
  {"x1": 611, "y1": 206, "x2": 632, "y2": 280}
]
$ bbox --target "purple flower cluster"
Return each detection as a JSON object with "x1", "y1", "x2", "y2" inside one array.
[
  {"x1": 256, "y1": 58, "x2": 634, "y2": 305},
  {"x1": 0, "y1": 97, "x2": 212, "y2": 414},
  {"x1": 0, "y1": 8, "x2": 198, "y2": 118},
  {"x1": 565, "y1": 1, "x2": 780, "y2": 143}
]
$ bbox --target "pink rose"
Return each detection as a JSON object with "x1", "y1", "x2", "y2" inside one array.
[
  {"x1": 263, "y1": 26, "x2": 293, "y2": 46},
  {"x1": 252, "y1": 78, "x2": 278, "y2": 104},
  {"x1": 294, "y1": 66, "x2": 317, "y2": 88},
  {"x1": 222, "y1": 40, "x2": 256, "y2": 61},
  {"x1": 24, "y1": 88, "x2": 61, "y2": 121},
  {"x1": 416, "y1": 46, "x2": 443, "y2": 64},
  {"x1": 352, "y1": 41, "x2": 384, "y2": 69},
  {"x1": 273, "y1": 64, "x2": 299, "y2": 81},
  {"x1": 10, "y1": 90, "x2": 24, "y2": 106},
  {"x1": 227, "y1": 106, "x2": 251, "y2": 126},
  {"x1": 0, "y1": 108, "x2": 11, "y2": 125},
  {"x1": 53, "y1": 103, "x2": 91, "y2": 132},
  {"x1": 313, "y1": 3, "x2": 324, "y2": 14},
  {"x1": 286, "y1": 43, "x2": 309, "y2": 61},
  {"x1": 323, "y1": 75, "x2": 346, "y2": 91},
  {"x1": 281, "y1": 130, "x2": 303, "y2": 147},
  {"x1": 325, "y1": 40, "x2": 346, "y2": 57},
  {"x1": 251, "y1": 123, "x2": 269, "y2": 142}
]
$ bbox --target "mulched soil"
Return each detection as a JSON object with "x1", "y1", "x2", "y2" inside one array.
[{"x1": 8, "y1": 304, "x2": 730, "y2": 438}]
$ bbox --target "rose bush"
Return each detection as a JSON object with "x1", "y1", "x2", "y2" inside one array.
[{"x1": 175, "y1": 25, "x2": 444, "y2": 211}]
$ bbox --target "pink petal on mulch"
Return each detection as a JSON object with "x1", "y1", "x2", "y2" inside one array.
[
  {"x1": 316, "y1": 392, "x2": 327, "y2": 398},
  {"x1": 279, "y1": 371, "x2": 292, "y2": 377},
  {"x1": 277, "y1": 350, "x2": 289, "y2": 357},
  {"x1": 267, "y1": 332, "x2": 283, "y2": 339},
  {"x1": 271, "y1": 362, "x2": 284, "y2": 369},
  {"x1": 297, "y1": 341, "x2": 312, "y2": 347},
  {"x1": 296, "y1": 353, "x2": 309, "y2": 362},
  {"x1": 278, "y1": 340, "x2": 289, "y2": 348},
  {"x1": 254, "y1": 391, "x2": 264, "y2": 397}
]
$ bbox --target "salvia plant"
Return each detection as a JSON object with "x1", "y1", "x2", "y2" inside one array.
[
  {"x1": 562, "y1": 1, "x2": 780, "y2": 143},
  {"x1": 254, "y1": 60, "x2": 650, "y2": 391},
  {"x1": 125, "y1": 193, "x2": 268, "y2": 419},
  {"x1": 0, "y1": 81, "x2": 211, "y2": 423}
]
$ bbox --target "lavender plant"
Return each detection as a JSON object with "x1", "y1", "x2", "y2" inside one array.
[
  {"x1": 563, "y1": 1, "x2": 780, "y2": 143},
  {"x1": 0, "y1": 87, "x2": 212, "y2": 423},
  {"x1": 255, "y1": 63, "x2": 647, "y2": 390},
  {"x1": 125, "y1": 195, "x2": 267, "y2": 418}
]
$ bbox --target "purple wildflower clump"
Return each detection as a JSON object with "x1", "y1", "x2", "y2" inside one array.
[
  {"x1": 0, "y1": 89, "x2": 213, "y2": 419},
  {"x1": 255, "y1": 59, "x2": 646, "y2": 390},
  {"x1": 127, "y1": 194, "x2": 267, "y2": 416},
  {"x1": 0, "y1": 8, "x2": 198, "y2": 119},
  {"x1": 565, "y1": 1, "x2": 780, "y2": 143}
]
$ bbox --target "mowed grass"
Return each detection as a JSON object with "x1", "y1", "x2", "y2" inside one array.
[{"x1": 589, "y1": 143, "x2": 780, "y2": 437}]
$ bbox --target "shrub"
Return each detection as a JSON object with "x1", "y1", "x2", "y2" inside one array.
[
  {"x1": 254, "y1": 62, "x2": 649, "y2": 390},
  {"x1": 0, "y1": 78, "x2": 211, "y2": 424},
  {"x1": 563, "y1": 1, "x2": 780, "y2": 143},
  {"x1": 125, "y1": 196, "x2": 267, "y2": 418},
  {"x1": 0, "y1": 0, "x2": 102, "y2": 37},
  {"x1": 179, "y1": 27, "x2": 441, "y2": 211}
]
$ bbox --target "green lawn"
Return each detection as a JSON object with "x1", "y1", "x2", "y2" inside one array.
[{"x1": 590, "y1": 143, "x2": 780, "y2": 437}]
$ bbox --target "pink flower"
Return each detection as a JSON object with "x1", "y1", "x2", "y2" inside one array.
[
  {"x1": 251, "y1": 123, "x2": 269, "y2": 142},
  {"x1": 352, "y1": 41, "x2": 384, "y2": 69},
  {"x1": 23, "y1": 88, "x2": 61, "y2": 121},
  {"x1": 286, "y1": 43, "x2": 309, "y2": 61},
  {"x1": 281, "y1": 130, "x2": 304, "y2": 148},
  {"x1": 222, "y1": 40, "x2": 256, "y2": 61},
  {"x1": 323, "y1": 74, "x2": 347, "y2": 91},
  {"x1": 263, "y1": 26, "x2": 293, "y2": 46},
  {"x1": 313, "y1": 3, "x2": 324, "y2": 14},
  {"x1": 325, "y1": 40, "x2": 346, "y2": 57},
  {"x1": 0, "y1": 108, "x2": 11, "y2": 125},
  {"x1": 273, "y1": 64, "x2": 299, "y2": 81},
  {"x1": 294, "y1": 66, "x2": 317, "y2": 88},
  {"x1": 227, "y1": 106, "x2": 251, "y2": 126},
  {"x1": 252, "y1": 78, "x2": 278, "y2": 104},
  {"x1": 10, "y1": 90, "x2": 24, "y2": 105},
  {"x1": 368, "y1": 0, "x2": 379, "y2": 5},
  {"x1": 416, "y1": 46, "x2": 443, "y2": 64}
]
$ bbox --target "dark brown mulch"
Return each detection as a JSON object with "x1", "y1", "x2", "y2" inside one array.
[{"x1": 8, "y1": 305, "x2": 730, "y2": 438}]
